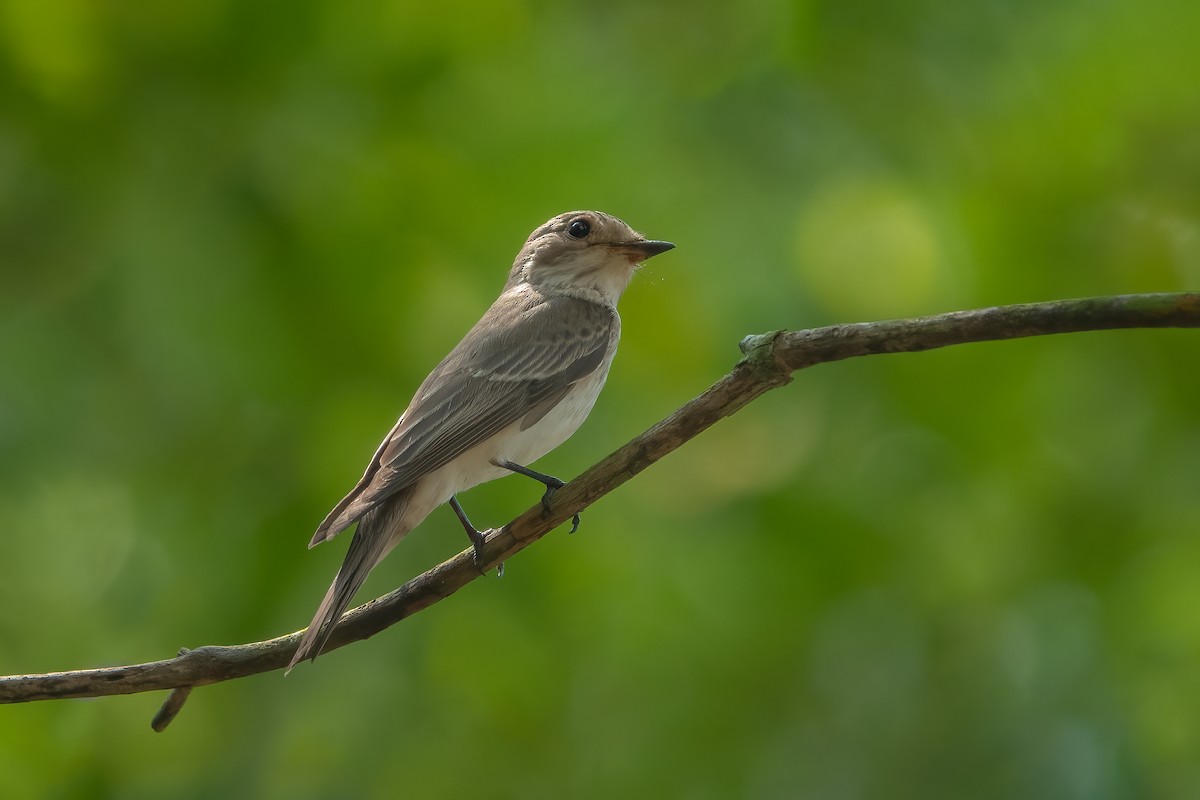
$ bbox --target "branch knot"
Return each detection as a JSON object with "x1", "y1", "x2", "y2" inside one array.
[{"x1": 738, "y1": 330, "x2": 793, "y2": 384}]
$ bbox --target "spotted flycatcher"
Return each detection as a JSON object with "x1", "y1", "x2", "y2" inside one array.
[{"x1": 288, "y1": 210, "x2": 674, "y2": 669}]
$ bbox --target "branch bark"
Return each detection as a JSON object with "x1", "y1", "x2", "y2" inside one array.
[{"x1": 2, "y1": 292, "x2": 1197, "y2": 730}]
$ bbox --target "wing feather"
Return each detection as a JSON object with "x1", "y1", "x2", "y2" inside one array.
[{"x1": 310, "y1": 289, "x2": 614, "y2": 542}]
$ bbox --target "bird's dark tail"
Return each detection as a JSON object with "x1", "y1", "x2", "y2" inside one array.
[{"x1": 287, "y1": 489, "x2": 413, "y2": 672}]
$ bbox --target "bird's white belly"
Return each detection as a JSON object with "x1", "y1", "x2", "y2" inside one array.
[{"x1": 496, "y1": 363, "x2": 611, "y2": 468}]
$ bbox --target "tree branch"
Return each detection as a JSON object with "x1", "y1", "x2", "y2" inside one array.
[{"x1": 2, "y1": 292, "x2": 1197, "y2": 730}]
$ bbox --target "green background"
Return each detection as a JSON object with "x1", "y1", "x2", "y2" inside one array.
[{"x1": 2, "y1": 0, "x2": 1199, "y2": 797}]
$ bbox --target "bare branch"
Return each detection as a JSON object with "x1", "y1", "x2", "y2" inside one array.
[{"x1": 1, "y1": 292, "x2": 1196, "y2": 729}]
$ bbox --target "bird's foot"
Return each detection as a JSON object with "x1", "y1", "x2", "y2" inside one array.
[
  {"x1": 468, "y1": 527, "x2": 504, "y2": 578},
  {"x1": 539, "y1": 480, "x2": 581, "y2": 534},
  {"x1": 467, "y1": 526, "x2": 488, "y2": 575},
  {"x1": 493, "y1": 459, "x2": 581, "y2": 534}
]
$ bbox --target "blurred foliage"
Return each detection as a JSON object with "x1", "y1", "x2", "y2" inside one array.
[{"x1": 1, "y1": 0, "x2": 1198, "y2": 797}]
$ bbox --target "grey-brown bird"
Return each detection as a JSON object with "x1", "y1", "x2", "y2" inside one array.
[{"x1": 289, "y1": 210, "x2": 674, "y2": 670}]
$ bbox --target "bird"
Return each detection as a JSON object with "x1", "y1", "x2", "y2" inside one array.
[{"x1": 288, "y1": 210, "x2": 675, "y2": 670}]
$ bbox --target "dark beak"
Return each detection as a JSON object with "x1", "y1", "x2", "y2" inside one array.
[{"x1": 617, "y1": 239, "x2": 676, "y2": 261}]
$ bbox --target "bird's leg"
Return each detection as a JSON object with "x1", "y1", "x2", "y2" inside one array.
[
  {"x1": 492, "y1": 459, "x2": 581, "y2": 534},
  {"x1": 449, "y1": 495, "x2": 502, "y2": 576}
]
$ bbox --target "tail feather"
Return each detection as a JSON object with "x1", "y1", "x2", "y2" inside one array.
[
  {"x1": 308, "y1": 416, "x2": 408, "y2": 548},
  {"x1": 309, "y1": 494, "x2": 378, "y2": 548},
  {"x1": 288, "y1": 489, "x2": 412, "y2": 672}
]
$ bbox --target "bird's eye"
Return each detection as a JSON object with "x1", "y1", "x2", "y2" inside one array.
[{"x1": 567, "y1": 218, "x2": 591, "y2": 239}]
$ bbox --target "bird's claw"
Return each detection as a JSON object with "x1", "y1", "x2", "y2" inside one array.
[
  {"x1": 538, "y1": 478, "x2": 566, "y2": 513},
  {"x1": 468, "y1": 529, "x2": 504, "y2": 578},
  {"x1": 469, "y1": 531, "x2": 489, "y2": 577},
  {"x1": 540, "y1": 480, "x2": 581, "y2": 534}
]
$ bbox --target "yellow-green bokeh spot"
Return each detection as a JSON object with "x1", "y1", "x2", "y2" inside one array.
[
  {"x1": 794, "y1": 175, "x2": 955, "y2": 320},
  {"x1": 0, "y1": 0, "x2": 107, "y2": 107}
]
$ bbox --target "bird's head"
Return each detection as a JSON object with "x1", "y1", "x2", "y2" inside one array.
[{"x1": 506, "y1": 210, "x2": 674, "y2": 302}]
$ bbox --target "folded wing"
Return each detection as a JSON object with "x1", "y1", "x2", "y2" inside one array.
[{"x1": 309, "y1": 291, "x2": 614, "y2": 546}]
